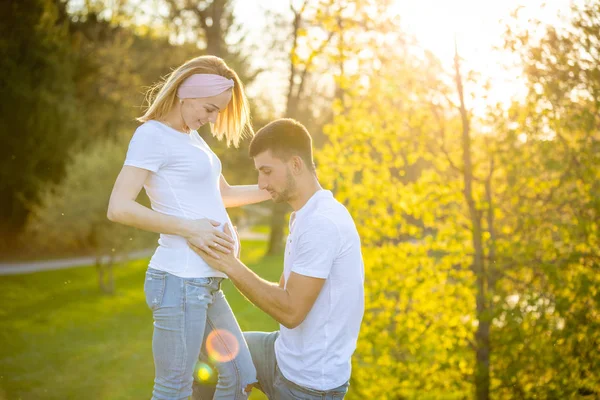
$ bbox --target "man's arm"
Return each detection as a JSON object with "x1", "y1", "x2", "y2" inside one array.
[
  {"x1": 191, "y1": 219, "x2": 338, "y2": 328},
  {"x1": 214, "y1": 258, "x2": 324, "y2": 329},
  {"x1": 279, "y1": 273, "x2": 285, "y2": 288}
]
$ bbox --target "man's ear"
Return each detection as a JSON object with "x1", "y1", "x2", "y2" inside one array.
[{"x1": 291, "y1": 155, "x2": 304, "y2": 174}]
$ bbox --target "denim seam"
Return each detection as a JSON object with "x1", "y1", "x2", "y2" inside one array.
[
  {"x1": 206, "y1": 316, "x2": 245, "y2": 399},
  {"x1": 179, "y1": 278, "x2": 188, "y2": 397},
  {"x1": 162, "y1": 274, "x2": 167, "y2": 305}
]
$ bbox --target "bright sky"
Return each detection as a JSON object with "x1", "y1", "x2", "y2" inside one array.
[
  {"x1": 69, "y1": 0, "x2": 573, "y2": 115},
  {"x1": 389, "y1": 0, "x2": 571, "y2": 113},
  {"x1": 234, "y1": 0, "x2": 573, "y2": 115}
]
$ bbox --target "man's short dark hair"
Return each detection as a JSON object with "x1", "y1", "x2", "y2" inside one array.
[{"x1": 249, "y1": 118, "x2": 315, "y2": 171}]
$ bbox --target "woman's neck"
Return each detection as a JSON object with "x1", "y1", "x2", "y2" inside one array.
[{"x1": 161, "y1": 106, "x2": 189, "y2": 133}]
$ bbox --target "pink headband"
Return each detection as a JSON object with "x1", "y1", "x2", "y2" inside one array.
[{"x1": 177, "y1": 74, "x2": 234, "y2": 99}]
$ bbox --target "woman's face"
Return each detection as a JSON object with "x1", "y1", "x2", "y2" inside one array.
[{"x1": 180, "y1": 89, "x2": 232, "y2": 131}]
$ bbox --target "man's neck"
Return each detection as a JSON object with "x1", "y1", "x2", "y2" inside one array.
[{"x1": 288, "y1": 176, "x2": 323, "y2": 211}]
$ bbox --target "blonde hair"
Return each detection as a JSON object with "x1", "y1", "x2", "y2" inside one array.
[{"x1": 137, "y1": 55, "x2": 253, "y2": 147}]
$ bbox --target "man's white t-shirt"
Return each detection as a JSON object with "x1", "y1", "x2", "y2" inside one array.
[
  {"x1": 123, "y1": 120, "x2": 237, "y2": 278},
  {"x1": 275, "y1": 190, "x2": 365, "y2": 391}
]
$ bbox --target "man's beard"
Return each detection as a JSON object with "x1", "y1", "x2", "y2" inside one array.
[{"x1": 272, "y1": 168, "x2": 296, "y2": 203}]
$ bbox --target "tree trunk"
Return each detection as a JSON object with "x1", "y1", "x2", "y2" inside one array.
[
  {"x1": 201, "y1": 0, "x2": 227, "y2": 57},
  {"x1": 264, "y1": 1, "x2": 336, "y2": 255},
  {"x1": 267, "y1": 202, "x2": 289, "y2": 255},
  {"x1": 454, "y1": 40, "x2": 490, "y2": 400},
  {"x1": 165, "y1": 0, "x2": 230, "y2": 58},
  {"x1": 96, "y1": 256, "x2": 106, "y2": 293},
  {"x1": 96, "y1": 254, "x2": 116, "y2": 295},
  {"x1": 106, "y1": 258, "x2": 115, "y2": 295},
  {"x1": 265, "y1": 4, "x2": 302, "y2": 255},
  {"x1": 473, "y1": 227, "x2": 490, "y2": 400}
]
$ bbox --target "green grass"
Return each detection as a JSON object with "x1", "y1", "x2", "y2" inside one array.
[{"x1": 0, "y1": 240, "x2": 281, "y2": 400}]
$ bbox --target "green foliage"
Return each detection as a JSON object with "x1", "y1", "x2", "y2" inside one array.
[
  {"x1": 319, "y1": 2, "x2": 599, "y2": 398},
  {"x1": 24, "y1": 134, "x2": 156, "y2": 259},
  {"x1": 0, "y1": 0, "x2": 81, "y2": 244},
  {"x1": 0, "y1": 0, "x2": 201, "y2": 249},
  {"x1": 489, "y1": 2, "x2": 600, "y2": 397},
  {"x1": 3, "y1": 0, "x2": 599, "y2": 398},
  {"x1": 319, "y1": 49, "x2": 476, "y2": 399},
  {"x1": 69, "y1": 12, "x2": 201, "y2": 146}
]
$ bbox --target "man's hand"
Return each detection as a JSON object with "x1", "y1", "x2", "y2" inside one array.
[
  {"x1": 189, "y1": 224, "x2": 240, "y2": 273},
  {"x1": 233, "y1": 225, "x2": 241, "y2": 258}
]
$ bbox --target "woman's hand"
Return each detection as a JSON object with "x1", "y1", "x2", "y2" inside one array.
[
  {"x1": 184, "y1": 218, "x2": 235, "y2": 259},
  {"x1": 188, "y1": 225, "x2": 240, "y2": 274}
]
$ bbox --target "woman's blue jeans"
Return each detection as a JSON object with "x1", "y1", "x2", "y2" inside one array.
[{"x1": 144, "y1": 267, "x2": 256, "y2": 400}]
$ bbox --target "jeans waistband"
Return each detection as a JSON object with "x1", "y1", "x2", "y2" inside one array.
[{"x1": 147, "y1": 267, "x2": 224, "y2": 290}]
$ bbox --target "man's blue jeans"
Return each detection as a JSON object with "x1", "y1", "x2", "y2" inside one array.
[{"x1": 193, "y1": 331, "x2": 349, "y2": 399}]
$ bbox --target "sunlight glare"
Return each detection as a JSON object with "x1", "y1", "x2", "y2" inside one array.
[
  {"x1": 194, "y1": 361, "x2": 215, "y2": 383},
  {"x1": 205, "y1": 329, "x2": 240, "y2": 363},
  {"x1": 389, "y1": 0, "x2": 567, "y2": 114}
]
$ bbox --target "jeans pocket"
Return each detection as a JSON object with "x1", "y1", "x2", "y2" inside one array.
[
  {"x1": 186, "y1": 277, "x2": 212, "y2": 289},
  {"x1": 144, "y1": 269, "x2": 167, "y2": 311},
  {"x1": 185, "y1": 278, "x2": 214, "y2": 306}
]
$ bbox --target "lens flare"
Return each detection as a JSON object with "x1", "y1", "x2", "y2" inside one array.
[
  {"x1": 206, "y1": 329, "x2": 239, "y2": 363},
  {"x1": 194, "y1": 362, "x2": 214, "y2": 383}
]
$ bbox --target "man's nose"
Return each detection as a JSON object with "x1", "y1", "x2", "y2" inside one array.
[{"x1": 258, "y1": 176, "x2": 267, "y2": 190}]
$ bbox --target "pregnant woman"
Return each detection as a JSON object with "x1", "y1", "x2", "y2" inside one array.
[{"x1": 107, "y1": 55, "x2": 269, "y2": 400}]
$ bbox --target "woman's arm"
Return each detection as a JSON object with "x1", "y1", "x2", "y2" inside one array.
[
  {"x1": 220, "y1": 175, "x2": 271, "y2": 208},
  {"x1": 107, "y1": 166, "x2": 234, "y2": 257}
]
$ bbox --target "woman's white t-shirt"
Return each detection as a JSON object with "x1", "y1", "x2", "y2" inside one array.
[{"x1": 123, "y1": 120, "x2": 237, "y2": 278}]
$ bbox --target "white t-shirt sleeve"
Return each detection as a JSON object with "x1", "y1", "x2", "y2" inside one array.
[
  {"x1": 124, "y1": 126, "x2": 166, "y2": 172},
  {"x1": 291, "y1": 216, "x2": 340, "y2": 279}
]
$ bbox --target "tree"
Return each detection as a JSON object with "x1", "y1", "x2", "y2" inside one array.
[
  {"x1": 0, "y1": 0, "x2": 202, "y2": 256},
  {"x1": 266, "y1": 0, "x2": 402, "y2": 254},
  {"x1": 24, "y1": 134, "x2": 156, "y2": 294},
  {"x1": 318, "y1": 37, "x2": 478, "y2": 397},
  {"x1": 0, "y1": 0, "x2": 81, "y2": 251},
  {"x1": 487, "y1": 2, "x2": 600, "y2": 397},
  {"x1": 67, "y1": 4, "x2": 202, "y2": 146},
  {"x1": 319, "y1": 2, "x2": 600, "y2": 397},
  {"x1": 163, "y1": 0, "x2": 233, "y2": 57},
  {"x1": 266, "y1": 0, "x2": 338, "y2": 255}
]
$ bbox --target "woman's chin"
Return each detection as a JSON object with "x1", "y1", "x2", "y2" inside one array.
[{"x1": 189, "y1": 121, "x2": 205, "y2": 131}]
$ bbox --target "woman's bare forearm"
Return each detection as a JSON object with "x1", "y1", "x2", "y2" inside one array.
[
  {"x1": 222, "y1": 185, "x2": 270, "y2": 208},
  {"x1": 107, "y1": 200, "x2": 193, "y2": 237}
]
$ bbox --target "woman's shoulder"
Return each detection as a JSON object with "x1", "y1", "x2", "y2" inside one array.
[
  {"x1": 131, "y1": 121, "x2": 166, "y2": 140},
  {"x1": 134, "y1": 120, "x2": 161, "y2": 134},
  {"x1": 127, "y1": 121, "x2": 167, "y2": 149}
]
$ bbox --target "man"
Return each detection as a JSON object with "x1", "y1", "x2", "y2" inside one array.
[{"x1": 192, "y1": 118, "x2": 364, "y2": 399}]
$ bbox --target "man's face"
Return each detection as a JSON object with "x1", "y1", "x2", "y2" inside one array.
[{"x1": 254, "y1": 150, "x2": 297, "y2": 203}]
